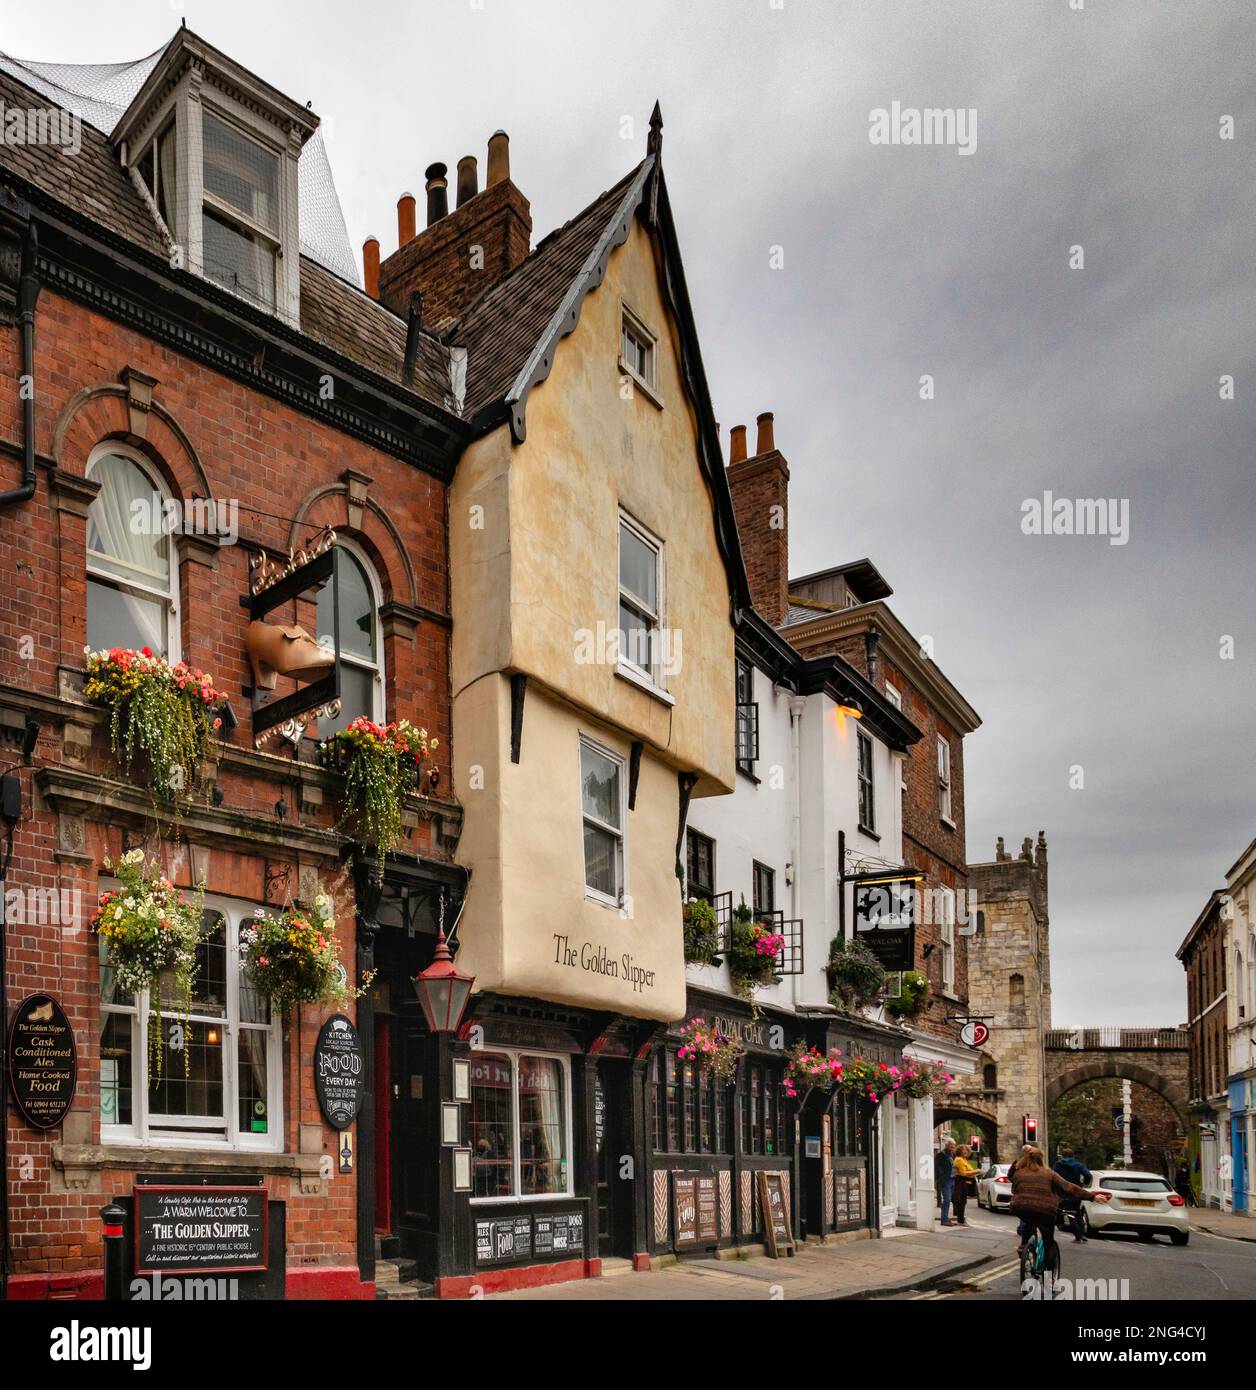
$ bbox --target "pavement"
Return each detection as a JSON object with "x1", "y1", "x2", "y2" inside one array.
[
  {"x1": 1189, "y1": 1207, "x2": 1256, "y2": 1242},
  {"x1": 487, "y1": 1211, "x2": 1013, "y2": 1301}
]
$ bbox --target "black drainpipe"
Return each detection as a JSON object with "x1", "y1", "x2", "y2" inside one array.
[{"x1": 0, "y1": 222, "x2": 40, "y2": 511}]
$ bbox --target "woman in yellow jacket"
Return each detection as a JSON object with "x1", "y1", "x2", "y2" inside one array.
[{"x1": 952, "y1": 1146, "x2": 977, "y2": 1226}]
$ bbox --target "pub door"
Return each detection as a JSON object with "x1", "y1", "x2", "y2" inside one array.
[{"x1": 595, "y1": 1058, "x2": 634, "y2": 1260}]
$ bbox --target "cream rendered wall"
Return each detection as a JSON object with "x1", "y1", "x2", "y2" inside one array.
[{"x1": 449, "y1": 213, "x2": 735, "y2": 1021}]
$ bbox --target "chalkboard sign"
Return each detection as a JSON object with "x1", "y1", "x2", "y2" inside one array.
[
  {"x1": 314, "y1": 1014, "x2": 364, "y2": 1130},
  {"x1": 533, "y1": 1211, "x2": 584, "y2": 1255},
  {"x1": 757, "y1": 1170, "x2": 795, "y2": 1258},
  {"x1": 475, "y1": 1215, "x2": 532, "y2": 1265},
  {"x1": 7, "y1": 993, "x2": 77, "y2": 1130},
  {"x1": 135, "y1": 1186, "x2": 268, "y2": 1274},
  {"x1": 834, "y1": 1169, "x2": 865, "y2": 1225}
]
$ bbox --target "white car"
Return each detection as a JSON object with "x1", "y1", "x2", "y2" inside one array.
[
  {"x1": 1079, "y1": 1170, "x2": 1189, "y2": 1246},
  {"x1": 977, "y1": 1163, "x2": 1014, "y2": 1211}
]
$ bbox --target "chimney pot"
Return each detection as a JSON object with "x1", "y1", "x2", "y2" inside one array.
[
  {"x1": 457, "y1": 155, "x2": 479, "y2": 207},
  {"x1": 729, "y1": 424, "x2": 748, "y2": 464},
  {"x1": 362, "y1": 236, "x2": 380, "y2": 299},
  {"x1": 397, "y1": 192, "x2": 416, "y2": 247},
  {"x1": 486, "y1": 130, "x2": 510, "y2": 187},
  {"x1": 425, "y1": 162, "x2": 449, "y2": 226},
  {"x1": 755, "y1": 411, "x2": 775, "y2": 456}
]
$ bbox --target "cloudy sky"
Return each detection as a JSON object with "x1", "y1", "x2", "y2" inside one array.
[{"x1": 5, "y1": 1, "x2": 1253, "y2": 1025}]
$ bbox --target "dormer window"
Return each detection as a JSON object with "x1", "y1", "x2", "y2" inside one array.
[{"x1": 113, "y1": 27, "x2": 317, "y2": 327}]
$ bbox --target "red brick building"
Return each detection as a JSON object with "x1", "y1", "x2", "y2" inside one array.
[
  {"x1": 0, "y1": 30, "x2": 468, "y2": 1299},
  {"x1": 1177, "y1": 889, "x2": 1231, "y2": 1206}
]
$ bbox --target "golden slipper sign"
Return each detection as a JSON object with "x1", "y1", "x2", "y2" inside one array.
[
  {"x1": 245, "y1": 530, "x2": 343, "y2": 748},
  {"x1": 7, "y1": 992, "x2": 77, "y2": 1130},
  {"x1": 551, "y1": 934, "x2": 657, "y2": 995}
]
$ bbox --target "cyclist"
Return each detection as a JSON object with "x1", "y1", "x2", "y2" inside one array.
[
  {"x1": 1052, "y1": 1145, "x2": 1092, "y2": 1243},
  {"x1": 1009, "y1": 1146, "x2": 1097, "y2": 1267}
]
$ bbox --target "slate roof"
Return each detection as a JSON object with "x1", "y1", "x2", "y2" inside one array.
[
  {"x1": 0, "y1": 63, "x2": 454, "y2": 410},
  {"x1": 450, "y1": 162, "x2": 648, "y2": 420}
]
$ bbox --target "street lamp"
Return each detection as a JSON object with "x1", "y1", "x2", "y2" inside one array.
[{"x1": 412, "y1": 929, "x2": 474, "y2": 1034}]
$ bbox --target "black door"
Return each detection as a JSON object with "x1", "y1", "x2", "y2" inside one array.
[{"x1": 595, "y1": 1059, "x2": 633, "y2": 1259}]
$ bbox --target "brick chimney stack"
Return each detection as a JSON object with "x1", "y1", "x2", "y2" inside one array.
[
  {"x1": 726, "y1": 411, "x2": 790, "y2": 625},
  {"x1": 377, "y1": 131, "x2": 532, "y2": 333}
]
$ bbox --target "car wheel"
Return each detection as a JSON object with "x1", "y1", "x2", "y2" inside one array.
[
  {"x1": 1170, "y1": 1231, "x2": 1188, "y2": 1247},
  {"x1": 1079, "y1": 1209, "x2": 1091, "y2": 1239}
]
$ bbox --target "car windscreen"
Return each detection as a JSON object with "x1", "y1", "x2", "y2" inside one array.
[{"x1": 1099, "y1": 1177, "x2": 1170, "y2": 1193}]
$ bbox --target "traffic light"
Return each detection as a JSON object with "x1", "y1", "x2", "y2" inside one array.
[
  {"x1": 1023, "y1": 1115, "x2": 1038, "y2": 1144},
  {"x1": 970, "y1": 1133, "x2": 981, "y2": 1153}
]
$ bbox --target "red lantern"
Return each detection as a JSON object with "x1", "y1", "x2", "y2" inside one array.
[{"x1": 412, "y1": 929, "x2": 474, "y2": 1034}]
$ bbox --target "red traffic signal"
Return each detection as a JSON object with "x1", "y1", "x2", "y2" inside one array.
[
  {"x1": 1023, "y1": 1115, "x2": 1039, "y2": 1143},
  {"x1": 970, "y1": 1134, "x2": 981, "y2": 1152}
]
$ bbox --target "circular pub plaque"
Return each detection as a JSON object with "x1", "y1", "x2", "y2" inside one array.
[
  {"x1": 314, "y1": 1013, "x2": 365, "y2": 1130},
  {"x1": 7, "y1": 992, "x2": 77, "y2": 1130},
  {"x1": 960, "y1": 1020, "x2": 990, "y2": 1049}
]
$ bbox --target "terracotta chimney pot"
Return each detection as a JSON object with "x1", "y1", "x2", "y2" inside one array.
[
  {"x1": 729, "y1": 424, "x2": 748, "y2": 464},
  {"x1": 457, "y1": 156, "x2": 479, "y2": 207},
  {"x1": 756, "y1": 411, "x2": 775, "y2": 456},
  {"x1": 397, "y1": 193, "x2": 416, "y2": 248},
  {"x1": 486, "y1": 130, "x2": 511, "y2": 187},
  {"x1": 363, "y1": 236, "x2": 380, "y2": 299}
]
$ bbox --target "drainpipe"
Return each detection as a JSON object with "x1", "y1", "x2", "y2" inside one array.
[
  {"x1": 788, "y1": 693, "x2": 806, "y2": 1010},
  {"x1": 0, "y1": 223, "x2": 40, "y2": 511}
]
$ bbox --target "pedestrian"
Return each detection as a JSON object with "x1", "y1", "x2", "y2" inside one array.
[
  {"x1": 952, "y1": 1144, "x2": 976, "y2": 1226},
  {"x1": 1052, "y1": 1145, "x2": 1093, "y2": 1243},
  {"x1": 1174, "y1": 1161, "x2": 1195, "y2": 1207},
  {"x1": 1010, "y1": 1147, "x2": 1098, "y2": 1264},
  {"x1": 935, "y1": 1139, "x2": 957, "y2": 1226}
]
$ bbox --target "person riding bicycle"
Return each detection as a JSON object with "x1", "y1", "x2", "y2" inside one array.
[
  {"x1": 1052, "y1": 1145, "x2": 1093, "y2": 1243},
  {"x1": 1009, "y1": 1146, "x2": 1097, "y2": 1265}
]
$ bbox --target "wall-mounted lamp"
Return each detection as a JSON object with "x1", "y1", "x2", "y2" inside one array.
[{"x1": 837, "y1": 695, "x2": 863, "y2": 719}]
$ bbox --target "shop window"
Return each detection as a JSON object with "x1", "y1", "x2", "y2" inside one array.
[
  {"x1": 469, "y1": 1048, "x2": 571, "y2": 1201},
  {"x1": 99, "y1": 899, "x2": 281, "y2": 1150},
  {"x1": 85, "y1": 448, "x2": 180, "y2": 659},
  {"x1": 581, "y1": 736, "x2": 626, "y2": 905},
  {"x1": 686, "y1": 827, "x2": 715, "y2": 902},
  {"x1": 651, "y1": 1046, "x2": 733, "y2": 1156},
  {"x1": 741, "y1": 1060, "x2": 784, "y2": 1156},
  {"x1": 318, "y1": 544, "x2": 384, "y2": 736}
]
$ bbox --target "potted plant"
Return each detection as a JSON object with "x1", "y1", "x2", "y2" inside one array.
[
  {"x1": 319, "y1": 717, "x2": 438, "y2": 872},
  {"x1": 783, "y1": 1041, "x2": 843, "y2": 1102},
  {"x1": 838, "y1": 1056, "x2": 899, "y2": 1107},
  {"x1": 240, "y1": 890, "x2": 365, "y2": 1013},
  {"x1": 726, "y1": 899, "x2": 784, "y2": 1000},
  {"x1": 898, "y1": 1058, "x2": 955, "y2": 1101},
  {"x1": 677, "y1": 1017, "x2": 743, "y2": 1084},
  {"x1": 84, "y1": 646, "x2": 226, "y2": 807},
  {"x1": 884, "y1": 969, "x2": 930, "y2": 1020},
  {"x1": 91, "y1": 849, "x2": 205, "y2": 1082},
  {"x1": 682, "y1": 898, "x2": 720, "y2": 965},
  {"x1": 826, "y1": 935, "x2": 885, "y2": 1011}
]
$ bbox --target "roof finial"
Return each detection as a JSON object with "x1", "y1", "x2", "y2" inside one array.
[{"x1": 647, "y1": 100, "x2": 663, "y2": 158}]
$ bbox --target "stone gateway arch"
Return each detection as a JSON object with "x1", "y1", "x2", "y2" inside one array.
[{"x1": 1045, "y1": 1029, "x2": 1190, "y2": 1120}]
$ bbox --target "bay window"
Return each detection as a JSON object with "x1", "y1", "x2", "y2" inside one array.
[
  {"x1": 470, "y1": 1049, "x2": 572, "y2": 1200},
  {"x1": 99, "y1": 896, "x2": 282, "y2": 1150}
]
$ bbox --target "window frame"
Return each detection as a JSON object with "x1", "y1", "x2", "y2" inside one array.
[
  {"x1": 85, "y1": 444, "x2": 182, "y2": 662},
  {"x1": 752, "y1": 861, "x2": 776, "y2": 917},
  {"x1": 857, "y1": 727, "x2": 876, "y2": 835},
  {"x1": 940, "y1": 885, "x2": 956, "y2": 995},
  {"x1": 580, "y1": 734, "x2": 628, "y2": 908},
  {"x1": 99, "y1": 892, "x2": 284, "y2": 1153},
  {"x1": 199, "y1": 103, "x2": 283, "y2": 313},
  {"x1": 686, "y1": 827, "x2": 716, "y2": 902},
  {"x1": 317, "y1": 540, "x2": 386, "y2": 736},
  {"x1": 468, "y1": 1045, "x2": 574, "y2": 1204},
  {"x1": 735, "y1": 658, "x2": 759, "y2": 775},
  {"x1": 619, "y1": 303, "x2": 662, "y2": 405},
  {"x1": 616, "y1": 510, "x2": 666, "y2": 691},
  {"x1": 938, "y1": 734, "x2": 954, "y2": 826}
]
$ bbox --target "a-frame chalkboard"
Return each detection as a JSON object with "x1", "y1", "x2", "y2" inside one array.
[{"x1": 757, "y1": 1170, "x2": 796, "y2": 1258}]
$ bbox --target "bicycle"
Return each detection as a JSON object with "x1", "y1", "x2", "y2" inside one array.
[{"x1": 1019, "y1": 1226, "x2": 1061, "y2": 1299}]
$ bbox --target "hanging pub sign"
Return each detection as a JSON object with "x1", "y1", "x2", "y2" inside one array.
[
  {"x1": 245, "y1": 536, "x2": 341, "y2": 748},
  {"x1": 960, "y1": 1019, "x2": 990, "y2": 1048},
  {"x1": 135, "y1": 1186, "x2": 268, "y2": 1275},
  {"x1": 314, "y1": 1014, "x2": 365, "y2": 1130},
  {"x1": 7, "y1": 992, "x2": 77, "y2": 1130},
  {"x1": 853, "y1": 879, "x2": 916, "y2": 971}
]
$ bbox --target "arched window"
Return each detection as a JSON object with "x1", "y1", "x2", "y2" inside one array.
[
  {"x1": 85, "y1": 448, "x2": 180, "y2": 657},
  {"x1": 318, "y1": 543, "x2": 383, "y2": 735}
]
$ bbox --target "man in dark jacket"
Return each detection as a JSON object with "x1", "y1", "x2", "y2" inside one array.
[
  {"x1": 1053, "y1": 1146, "x2": 1093, "y2": 1242},
  {"x1": 935, "y1": 1141, "x2": 957, "y2": 1227}
]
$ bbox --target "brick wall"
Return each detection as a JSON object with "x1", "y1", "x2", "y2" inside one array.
[
  {"x1": 726, "y1": 436, "x2": 789, "y2": 626},
  {"x1": 0, "y1": 283, "x2": 456, "y2": 1296}
]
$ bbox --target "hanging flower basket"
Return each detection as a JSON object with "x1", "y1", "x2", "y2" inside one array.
[
  {"x1": 884, "y1": 969, "x2": 930, "y2": 1020},
  {"x1": 783, "y1": 1041, "x2": 843, "y2": 1102},
  {"x1": 727, "y1": 900, "x2": 784, "y2": 1000},
  {"x1": 897, "y1": 1058, "x2": 955, "y2": 1101},
  {"x1": 677, "y1": 1017, "x2": 743, "y2": 1085},
  {"x1": 318, "y1": 718, "x2": 438, "y2": 873},
  {"x1": 839, "y1": 1056, "x2": 899, "y2": 1107},
  {"x1": 240, "y1": 891, "x2": 367, "y2": 1013},
  {"x1": 682, "y1": 898, "x2": 720, "y2": 965},
  {"x1": 91, "y1": 849, "x2": 205, "y2": 1084},
  {"x1": 826, "y1": 935, "x2": 885, "y2": 1012},
  {"x1": 84, "y1": 647, "x2": 226, "y2": 807}
]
